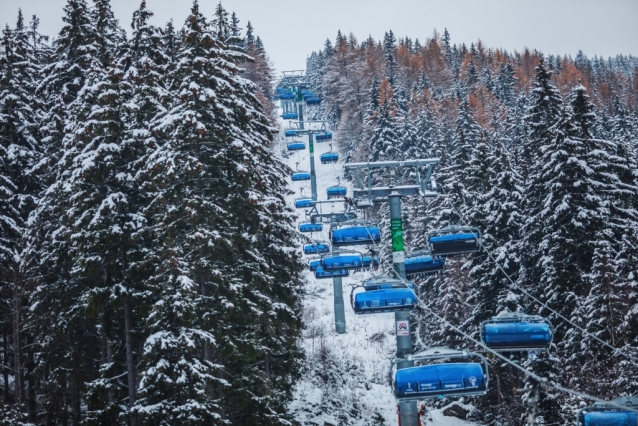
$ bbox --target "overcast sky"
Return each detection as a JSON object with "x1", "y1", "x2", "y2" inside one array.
[{"x1": 2, "y1": 0, "x2": 637, "y2": 74}]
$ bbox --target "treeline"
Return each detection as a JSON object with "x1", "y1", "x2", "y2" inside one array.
[
  {"x1": 307, "y1": 30, "x2": 638, "y2": 424},
  {"x1": 0, "y1": 1, "x2": 304, "y2": 425}
]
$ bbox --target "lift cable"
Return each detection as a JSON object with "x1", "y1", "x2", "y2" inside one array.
[{"x1": 436, "y1": 185, "x2": 638, "y2": 365}]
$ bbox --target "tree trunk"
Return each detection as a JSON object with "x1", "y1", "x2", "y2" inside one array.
[
  {"x1": 121, "y1": 243, "x2": 138, "y2": 426},
  {"x1": 13, "y1": 268, "x2": 24, "y2": 408},
  {"x1": 27, "y1": 349, "x2": 37, "y2": 422},
  {"x1": 124, "y1": 299, "x2": 137, "y2": 426}
]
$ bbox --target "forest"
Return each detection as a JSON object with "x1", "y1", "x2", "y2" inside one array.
[
  {"x1": 0, "y1": 1, "x2": 304, "y2": 425},
  {"x1": 2, "y1": 0, "x2": 638, "y2": 424},
  {"x1": 301, "y1": 29, "x2": 638, "y2": 424}
]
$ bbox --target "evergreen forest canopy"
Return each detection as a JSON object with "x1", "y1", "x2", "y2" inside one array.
[
  {"x1": 0, "y1": 0, "x2": 304, "y2": 425},
  {"x1": 303, "y1": 29, "x2": 638, "y2": 424},
  {"x1": 1, "y1": 0, "x2": 638, "y2": 423}
]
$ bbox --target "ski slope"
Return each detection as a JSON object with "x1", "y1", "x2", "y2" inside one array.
[{"x1": 277, "y1": 112, "x2": 476, "y2": 426}]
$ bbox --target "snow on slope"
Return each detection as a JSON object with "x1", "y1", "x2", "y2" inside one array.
[{"x1": 276, "y1": 112, "x2": 475, "y2": 426}]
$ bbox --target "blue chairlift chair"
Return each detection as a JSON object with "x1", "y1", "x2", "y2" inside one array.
[
  {"x1": 428, "y1": 225, "x2": 481, "y2": 256},
  {"x1": 481, "y1": 313, "x2": 554, "y2": 352},
  {"x1": 351, "y1": 277, "x2": 417, "y2": 315},
  {"x1": 393, "y1": 349, "x2": 489, "y2": 401},
  {"x1": 299, "y1": 222, "x2": 322, "y2": 233}
]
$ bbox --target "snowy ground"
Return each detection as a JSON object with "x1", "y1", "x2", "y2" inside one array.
[{"x1": 276, "y1": 111, "x2": 474, "y2": 426}]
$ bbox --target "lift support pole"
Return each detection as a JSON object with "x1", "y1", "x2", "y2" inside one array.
[
  {"x1": 332, "y1": 245, "x2": 346, "y2": 334},
  {"x1": 390, "y1": 192, "x2": 417, "y2": 426}
]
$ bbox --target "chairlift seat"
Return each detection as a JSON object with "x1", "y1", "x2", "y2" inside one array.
[
  {"x1": 314, "y1": 266, "x2": 349, "y2": 279},
  {"x1": 294, "y1": 199, "x2": 313, "y2": 209},
  {"x1": 353, "y1": 288, "x2": 417, "y2": 314},
  {"x1": 303, "y1": 243, "x2": 330, "y2": 255},
  {"x1": 315, "y1": 132, "x2": 333, "y2": 142},
  {"x1": 327, "y1": 186, "x2": 347, "y2": 198},
  {"x1": 279, "y1": 93, "x2": 294, "y2": 100},
  {"x1": 322, "y1": 254, "x2": 364, "y2": 271},
  {"x1": 285, "y1": 129, "x2": 297, "y2": 137},
  {"x1": 287, "y1": 142, "x2": 305, "y2": 151},
  {"x1": 581, "y1": 411, "x2": 638, "y2": 426},
  {"x1": 430, "y1": 232, "x2": 480, "y2": 256},
  {"x1": 482, "y1": 321, "x2": 552, "y2": 351},
  {"x1": 306, "y1": 97, "x2": 321, "y2": 105},
  {"x1": 320, "y1": 152, "x2": 339, "y2": 164},
  {"x1": 282, "y1": 113, "x2": 299, "y2": 120},
  {"x1": 394, "y1": 363, "x2": 486, "y2": 399},
  {"x1": 405, "y1": 254, "x2": 445, "y2": 275},
  {"x1": 292, "y1": 172, "x2": 311, "y2": 181},
  {"x1": 331, "y1": 226, "x2": 381, "y2": 246},
  {"x1": 299, "y1": 223, "x2": 322, "y2": 233}
]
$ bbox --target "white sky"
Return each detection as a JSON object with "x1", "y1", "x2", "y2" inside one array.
[{"x1": 2, "y1": 0, "x2": 637, "y2": 74}]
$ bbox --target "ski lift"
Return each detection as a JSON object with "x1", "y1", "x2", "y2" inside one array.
[
  {"x1": 287, "y1": 141, "x2": 305, "y2": 151},
  {"x1": 308, "y1": 258, "x2": 322, "y2": 271},
  {"x1": 404, "y1": 251, "x2": 445, "y2": 276},
  {"x1": 282, "y1": 112, "x2": 299, "y2": 120},
  {"x1": 578, "y1": 396, "x2": 638, "y2": 426},
  {"x1": 331, "y1": 225, "x2": 381, "y2": 247},
  {"x1": 481, "y1": 313, "x2": 554, "y2": 352},
  {"x1": 279, "y1": 93, "x2": 294, "y2": 100},
  {"x1": 299, "y1": 222, "x2": 322, "y2": 233},
  {"x1": 322, "y1": 253, "x2": 364, "y2": 271},
  {"x1": 315, "y1": 131, "x2": 333, "y2": 142},
  {"x1": 351, "y1": 276, "x2": 417, "y2": 315},
  {"x1": 393, "y1": 349, "x2": 489, "y2": 401},
  {"x1": 306, "y1": 97, "x2": 321, "y2": 105},
  {"x1": 285, "y1": 129, "x2": 297, "y2": 137},
  {"x1": 330, "y1": 212, "x2": 358, "y2": 223},
  {"x1": 302, "y1": 91, "x2": 316, "y2": 99},
  {"x1": 294, "y1": 198, "x2": 314, "y2": 209},
  {"x1": 292, "y1": 163, "x2": 311, "y2": 181},
  {"x1": 320, "y1": 152, "x2": 339, "y2": 164},
  {"x1": 327, "y1": 177, "x2": 347, "y2": 199},
  {"x1": 292, "y1": 171, "x2": 311, "y2": 181},
  {"x1": 428, "y1": 225, "x2": 481, "y2": 256},
  {"x1": 303, "y1": 242, "x2": 330, "y2": 255},
  {"x1": 314, "y1": 266, "x2": 349, "y2": 280}
]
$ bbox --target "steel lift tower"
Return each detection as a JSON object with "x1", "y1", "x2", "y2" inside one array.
[{"x1": 344, "y1": 159, "x2": 440, "y2": 426}]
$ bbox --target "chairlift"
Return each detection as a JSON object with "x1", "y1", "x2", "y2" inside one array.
[
  {"x1": 299, "y1": 222, "x2": 322, "y2": 233},
  {"x1": 306, "y1": 97, "x2": 321, "y2": 105},
  {"x1": 393, "y1": 349, "x2": 489, "y2": 401},
  {"x1": 322, "y1": 253, "x2": 364, "y2": 271},
  {"x1": 279, "y1": 93, "x2": 294, "y2": 100},
  {"x1": 287, "y1": 141, "x2": 305, "y2": 151},
  {"x1": 578, "y1": 396, "x2": 638, "y2": 426},
  {"x1": 351, "y1": 276, "x2": 417, "y2": 315},
  {"x1": 315, "y1": 132, "x2": 333, "y2": 142},
  {"x1": 481, "y1": 313, "x2": 554, "y2": 352},
  {"x1": 404, "y1": 251, "x2": 445, "y2": 276},
  {"x1": 314, "y1": 266, "x2": 349, "y2": 280},
  {"x1": 285, "y1": 129, "x2": 297, "y2": 137},
  {"x1": 428, "y1": 225, "x2": 481, "y2": 256},
  {"x1": 303, "y1": 242, "x2": 330, "y2": 255},
  {"x1": 292, "y1": 171, "x2": 311, "y2": 181},
  {"x1": 294, "y1": 198, "x2": 314, "y2": 209},
  {"x1": 327, "y1": 177, "x2": 347, "y2": 199},
  {"x1": 320, "y1": 152, "x2": 339, "y2": 164},
  {"x1": 331, "y1": 226, "x2": 381, "y2": 247},
  {"x1": 282, "y1": 112, "x2": 299, "y2": 120}
]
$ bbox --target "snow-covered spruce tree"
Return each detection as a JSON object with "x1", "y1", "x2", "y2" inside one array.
[
  {"x1": 0, "y1": 10, "x2": 44, "y2": 423},
  {"x1": 367, "y1": 79, "x2": 401, "y2": 163},
  {"x1": 134, "y1": 3, "x2": 303, "y2": 424},
  {"x1": 517, "y1": 56, "x2": 563, "y2": 305}
]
